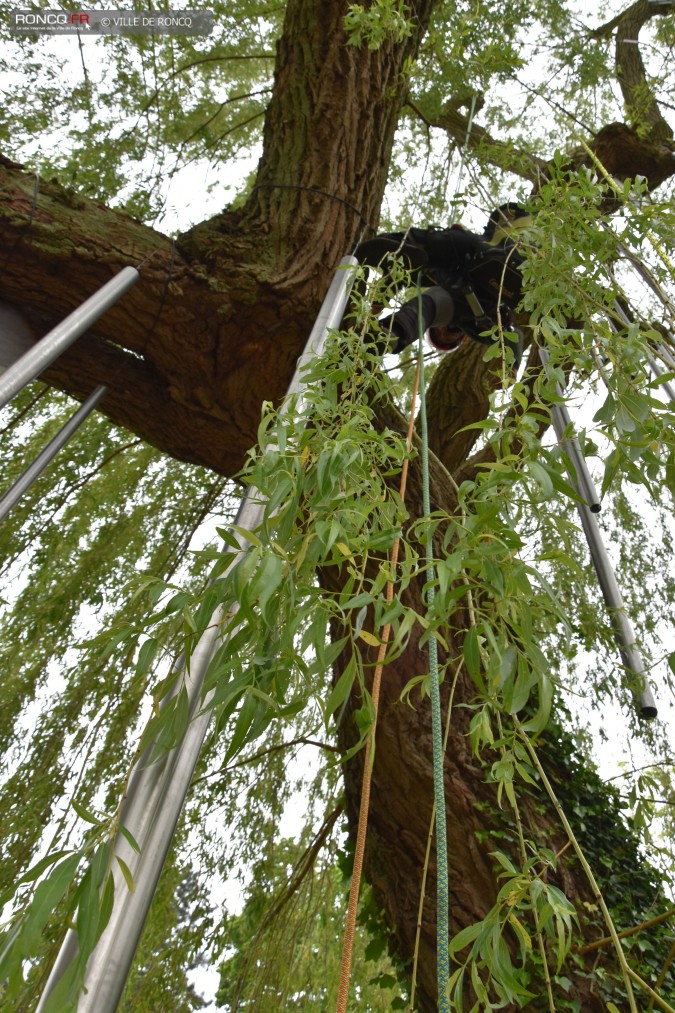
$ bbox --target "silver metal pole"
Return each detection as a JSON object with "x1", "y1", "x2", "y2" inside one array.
[
  {"x1": 37, "y1": 256, "x2": 359, "y2": 1013},
  {"x1": 549, "y1": 401, "x2": 601, "y2": 513},
  {"x1": 576, "y1": 505, "x2": 657, "y2": 719},
  {"x1": 538, "y1": 345, "x2": 657, "y2": 718},
  {"x1": 539, "y1": 346, "x2": 601, "y2": 512},
  {"x1": 0, "y1": 267, "x2": 138, "y2": 410},
  {"x1": 0, "y1": 386, "x2": 106, "y2": 522}
]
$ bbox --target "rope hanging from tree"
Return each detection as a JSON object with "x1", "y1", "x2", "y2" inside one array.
[
  {"x1": 416, "y1": 273, "x2": 451, "y2": 1012},
  {"x1": 335, "y1": 104, "x2": 478, "y2": 1010},
  {"x1": 335, "y1": 347, "x2": 422, "y2": 1013}
]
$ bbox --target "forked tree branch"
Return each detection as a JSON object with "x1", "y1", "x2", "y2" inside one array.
[{"x1": 592, "y1": 0, "x2": 675, "y2": 141}]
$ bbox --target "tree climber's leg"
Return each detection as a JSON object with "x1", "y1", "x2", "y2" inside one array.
[{"x1": 379, "y1": 286, "x2": 454, "y2": 353}]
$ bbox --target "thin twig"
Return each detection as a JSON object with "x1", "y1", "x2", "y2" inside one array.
[
  {"x1": 194, "y1": 736, "x2": 339, "y2": 785},
  {"x1": 579, "y1": 906, "x2": 675, "y2": 955},
  {"x1": 516, "y1": 719, "x2": 639, "y2": 1013}
]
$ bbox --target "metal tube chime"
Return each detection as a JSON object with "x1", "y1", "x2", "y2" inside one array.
[
  {"x1": 37, "y1": 256, "x2": 359, "y2": 1012},
  {"x1": 0, "y1": 385, "x2": 107, "y2": 521},
  {"x1": 539, "y1": 344, "x2": 657, "y2": 718},
  {"x1": 0, "y1": 267, "x2": 139, "y2": 519},
  {"x1": 548, "y1": 394, "x2": 601, "y2": 514},
  {"x1": 0, "y1": 267, "x2": 138, "y2": 410}
]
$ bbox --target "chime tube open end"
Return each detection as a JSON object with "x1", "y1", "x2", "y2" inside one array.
[
  {"x1": 616, "y1": 644, "x2": 652, "y2": 717},
  {"x1": 620, "y1": 648, "x2": 658, "y2": 719},
  {"x1": 637, "y1": 689, "x2": 658, "y2": 720}
]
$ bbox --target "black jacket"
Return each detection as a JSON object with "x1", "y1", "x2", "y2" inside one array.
[{"x1": 356, "y1": 215, "x2": 526, "y2": 343}]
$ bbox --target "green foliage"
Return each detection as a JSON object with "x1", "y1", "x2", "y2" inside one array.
[
  {"x1": 3, "y1": 214, "x2": 675, "y2": 1004},
  {"x1": 446, "y1": 711, "x2": 675, "y2": 1011},
  {"x1": 216, "y1": 830, "x2": 408, "y2": 1010},
  {"x1": 0, "y1": 383, "x2": 235, "y2": 1007},
  {"x1": 0, "y1": 0, "x2": 281, "y2": 221},
  {"x1": 120, "y1": 859, "x2": 212, "y2": 1011},
  {"x1": 2, "y1": 1, "x2": 675, "y2": 1009},
  {"x1": 344, "y1": 0, "x2": 413, "y2": 50}
]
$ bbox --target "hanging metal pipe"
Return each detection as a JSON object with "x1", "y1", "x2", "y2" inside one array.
[
  {"x1": 549, "y1": 400, "x2": 601, "y2": 513},
  {"x1": 0, "y1": 386, "x2": 107, "y2": 522},
  {"x1": 0, "y1": 267, "x2": 138, "y2": 410},
  {"x1": 538, "y1": 345, "x2": 657, "y2": 718},
  {"x1": 37, "y1": 255, "x2": 359, "y2": 1013},
  {"x1": 575, "y1": 505, "x2": 657, "y2": 719},
  {"x1": 539, "y1": 345, "x2": 601, "y2": 512}
]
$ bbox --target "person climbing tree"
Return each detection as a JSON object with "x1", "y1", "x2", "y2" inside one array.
[{"x1": 356, "y1": 202, "x2": 530, "y2": 363}]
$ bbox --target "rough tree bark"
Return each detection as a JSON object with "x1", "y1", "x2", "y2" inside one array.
[
  {"x1": 1, "y1": 0, "x2": 673, "y2": 1008},
  {"x1": 321, "y1": 350, "x2": 613, "y2": 1011},
  {"x1": 0, "y1": 0, "x2": 438, "y2": 474}
]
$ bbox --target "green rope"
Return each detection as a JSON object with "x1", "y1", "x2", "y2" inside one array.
[{"x1": 416, "y1": 276, "x2": 451, "y2": 1012}]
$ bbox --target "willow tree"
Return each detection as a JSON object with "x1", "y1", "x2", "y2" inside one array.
[{"x1": 1, "y1": 0, "x2": 675, "y2": 1010}]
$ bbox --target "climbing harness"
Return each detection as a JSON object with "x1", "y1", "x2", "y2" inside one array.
[{"x1": 355, "y1": 212, "x2": 526, "y2": 363}]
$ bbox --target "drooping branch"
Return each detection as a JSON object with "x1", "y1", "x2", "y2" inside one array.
[{"x1": 406, "y1": 97, "x2": 551, "y2": 186}]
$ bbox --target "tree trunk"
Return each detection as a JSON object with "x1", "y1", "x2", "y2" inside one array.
[
  {"x1": 1, "y1": 0, "x2": 671, "y2": 1007},
  {"x1": 320, "y1": 371, "x2": 612, "y2": 1011},
  {"x1": 0, "y1": 0, "x2": 438, "y2": 476}
]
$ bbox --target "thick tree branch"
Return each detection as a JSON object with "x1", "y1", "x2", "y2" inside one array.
[
  {"x1": 419, "y1": 337, "x2": 552, "y2": 490},
  {"x1": 0, "y1": 159, "x2": 287, "y2": 475},
  {"x1": 568, "y1": 121, "x2": 675, "y2": 191},
  {"x1": 423, "y1": 340, "x2": 496, "y2": 473},
  {"x1": 616, "y1": 2, "x2": 674, "y2": 141},
  {"x1": 592, "y1": 0, "x2": 675, "y2": 142},
  {"x1": 1, "y1": 0, "x2": 444, "y2": 480}
]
